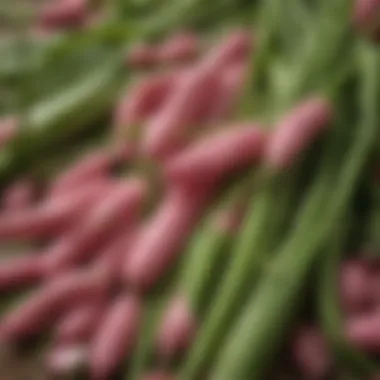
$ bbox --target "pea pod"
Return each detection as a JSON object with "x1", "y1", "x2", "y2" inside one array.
[
  {"x1": 0, "y1": 51, "x2": 125, "y2": 183},
  {"x1": 318, "y1": 228, "x2": 379, "y2": 377}
]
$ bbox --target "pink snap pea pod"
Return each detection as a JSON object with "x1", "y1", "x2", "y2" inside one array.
[
  {"x1": 38, "y1": 0, "x2": 88, "y2": 30},
  {"x1": 2, "y1": 179, "x2": 35, "y2": 211},
  {"x1": 157, "y1": 32, "x2": 199, "y2": 64},
  {"x1": 264, "y1": 97, "x2": 333, "y2": 169},
  {"x1": 46, "y1": 344, "x2": 88, "y2": 376},
  {"x1": 203, "y1": 30, "x2": 253, "y2": 70},
  {"x1": 89, "y1": 293, "x2": 141, "y2": 380},
  {"x1": 122, "y1": 186, "x2": 210, "y2": 291},
  {"x1": 142, "y1": 371, "x2": 176, "y2": 380},
  {"x1": 127, "y1": 44, "x2": 159, "y2": 69},
  {"x1": 48, "y1": 146, "x2": 133, "y2": 198},
  {"x1": 113, "y1": 73, "x2": 176, "y2": 144},
  {"x1": 43, "y1": 178, "x2": 147, "y2": 276},
  {"x1": 353, "y1": 0, "x2": 380, "y2": 40},
  {"x1": 156, "y1": 295, "x2": 197, "y2": 360},
  {"x1": 205, "y1": 62, "x2": 248, "y2": 124},
  {"x1": 95, "y1": 224, "x2": 139, "y2": 282},
  {"x1": 0, "y1": 267, "x2": 110, "y2": 342},
  {"x1": 0, "y1": 179, "x2": 109, "y2": 241},
  {"x1": 164, "y1": 123, "x2": 267, "y2": 185},
  {"x1": 292, "y1": 326, "x2": 332, "y2": 379},
  {"x1": 55, "y1": 300, "x2": 105, "y2": 345},
  {"x1": 0, "y1": 254, "x2": 45, "y2": 291},
  {"x1": 0, "y1": 116, "x2": 18, "y2": 148},
  {"x1": 340, "y1": 259, "x2": 374, "y2": 314},
  {"x1": 346, "y1": 311, "x2": 380, "y2": 353},
  {"x1": 141, "y1": 59, "x2": 224, "y2": 160}
]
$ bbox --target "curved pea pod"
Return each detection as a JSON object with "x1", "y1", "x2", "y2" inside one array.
[
  {"x1": 204, "y1": 30, "x2": 253, "y2": 69},
  {"x1": 292, "y1": 326, "x2": 332, "y2": 379},
  {"x1": 345, "y1": 312, "x2": 380, "y2": 353},
  {"x1": 43, "y1": 178, "x2": 147, "y2": 275},
  {"x1": 113, "y1": 72, "x2": 176, "y2": 143},
  {"x1": 205, "y1": 62, "x2": 248, "y2": 124},
  {"x1": 46, "y1": 344, "x2": 88, "y2": 377},
  {"x1": 47, "y1": 146, "x2": 133, "y2": 197},
  {"x1": 55, "y1": 300, "x2": 105, "y2": 344},
  {"x1": 0, "y1": 267, "x2": 110, "y2": 342},
  {"x1": 127, "y1": 44, "x2": 158, "y2": 69},
  {"x1": 122, "y1": 186, "x2": 209, "y2": 291},
  {"x1": 0, "y1": 254, "x2": 45, "y2": 291},
  {"x1": 264, "y1": 97, "x2": 333, "y2": 169},
  {"x1": 0, "y1": 53, "x2": 123, "y2": 183},
  {"x1": 340, "y1": 259, "x2": 374, "y2": 313},
  {"x1": 0, "y1": 180, "x2": 109, "y2": 241},
  {"x1": 0, "y1": 116, "x2": 17, "y2": 148},
  {"x1": 141, "y1": 62, "x2": 223, "y2": 160},
  {"x1": 2, "y1": 178, "x2": 35, "y2": 211},
  {"x1": 156, "y1": 295, "x2": 197, "y2": 360},
  {"x1": 38, "y1": 0, "x2": 88, "y2": 30},
  {"x1": 164, "y1": 123, "x2": 267, "y2": 185},
  {"x1": 353, "y1": 0, "x2": 380, "y2": 41},
  {"x1": 142, "y1": 371, "x2": 176, "y2": 380},
  {"x1": 157, "y1": 32, "x2": 199, "y2": 64},
  {"x1": 89, "y1": 293, "x2": 141, "y2": 380}
]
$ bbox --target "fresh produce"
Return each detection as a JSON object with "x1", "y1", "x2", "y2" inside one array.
[{"x1": 1, "y1": 0, "x2": 380, "y2": 379}]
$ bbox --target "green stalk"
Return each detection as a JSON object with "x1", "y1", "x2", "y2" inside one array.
[
  {"x1": 181, "y1": 179, "x2": 250, "y2": 318},
  {"x1": 180, "y1": 164, "x2": 301, "y2": 379},
  {"x1": 206, "y1": 42, "x2": 380, "y2": 380}
]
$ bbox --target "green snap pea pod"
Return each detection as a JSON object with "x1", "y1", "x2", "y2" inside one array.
[
  {"x1": 180, "y1": 163, "x2": 302, "y2": 379},
  {"x1": 318, "y1": 226, "x2": 379, "y2": 377},
  {"x1": 127, "y1": 265, "x2": 181, "y2": 380},
  {"x1": 181, "y1": 182, "x2": 247, "y2": 318},
  {"x1": 0, "y1": 51, "x2": 125, "y2": 183},
  {"x1": 206, "y1": 43, "x2": 380, "y2": 380}
]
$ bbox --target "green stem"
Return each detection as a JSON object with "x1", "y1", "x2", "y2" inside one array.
[{"x1": 206, "y1": 42, "x2": 380, "y2": 380}]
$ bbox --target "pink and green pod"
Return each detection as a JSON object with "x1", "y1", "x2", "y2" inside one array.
[
  {"x1": 156, "y1": 295, "x2": 197, "y2": 359},
  {"x1": 0, "y1": 254, "x2": 45, "y2": 291},
  {"x1": 292, "y1": 326, "x2": 332, "y2": 379},
  {"x1": 0, "y1": 267, "x2": 110, "y2": 342},
  {"x1": 89, "y1": 293, "x2": 141, "y2": 380},
  {"x1": 113, "y1": 72, "x2": 176, "y2": 144},
  {"x1": 127, "y1": 44, "x2": 158, "y2": 69},
  {"x1": 0, "y1": 179, "x2": 109, "y2": 241},
  {"x1": 164, "y1": 123, "x2": 267, "y2": 185},
  {"x1": 205, "y1": 62, "x2": 248, "y2": 124},
  {"x1": 340, "y1": 259, "x2": 375, "y2": 314},
  {"x1": 48, "y1": 147, "x2": 132, "y2": 197},
  {"x1": 345, "y1": 311, "x2": 380, "y2": 353},
  {"x1": 0, "y1": 116, "x2": 17, "y2": 148},
  {"x1": 157, "y1": 32, "x2": 199, "y2": 64},
  {"x1": 2, "y1": 179, "x2": 36, "y2": 211},
  {"x1": 38, "y1": 0, "x2": 88, "y2": 30},
  {"x1": 122, "y1": 185, "x2": 210, "y2": 291},
  {"x1": 203, "y1": 29, "x2": 253, "y2": 70},
  {"x1": 264, "y1": 97, "x2": 333, "y2": 169},
  {"x1": 46, "y1": 344, "x2": 88, "y2": 377},
  {"x1": 353, "y1": 0, "x2": 380, "y2": 41},
  {"x1": 43, "y1": 178, "x2": 147, "y2": 275},
  {"x1": 55, "y1": 300, "x2": 105, "y2": 345}
]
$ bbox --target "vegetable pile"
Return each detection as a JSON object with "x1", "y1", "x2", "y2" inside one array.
[{"x1": 1, "y1": 0, "x2": 380, "y2": 379}]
